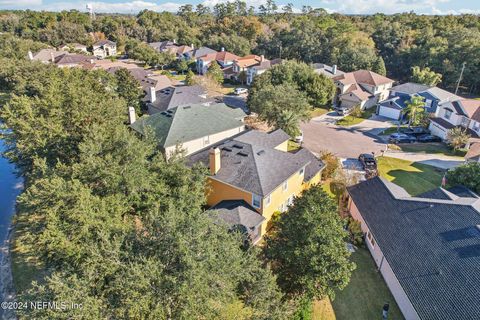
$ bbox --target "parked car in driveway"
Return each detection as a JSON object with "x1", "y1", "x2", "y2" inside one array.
[
  {"x1": 400, "y1": 127, "x2": 430, "y2": 137},
  {"x1": 416, "y1": 134, "x2": 442, "y2": 143},
  {"x1": 234, "y1": 87, "x2": 248, "y2": 95},
  {"x1": 335, "y1": 106, "x2": 352, "y2": 116},
  {"x1": 358, "y1": 153, "x2": 377, "y2": 170},
  {"x1": 388, "y1": 133, "x2": 417, "y2": 144}
]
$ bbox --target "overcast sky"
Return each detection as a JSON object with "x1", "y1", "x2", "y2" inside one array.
[{"x1": 0, "y1": 0, "x2": 479, "y2": 15}]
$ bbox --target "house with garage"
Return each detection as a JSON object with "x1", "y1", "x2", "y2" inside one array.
[
  {"x1": 145, "y1": 84, "x2": 214, "y2": 114},
  {"x1": 92, "y1": 40, "x2": 117, "y2": 58},
  {"x1": 429, "y1": 98, "x2": 480, "y2": 141},
  {"x1": 377, "y1": 82, "x2": 431, "y2": 120},
  {"x1": 130, "y1": 102, "x2": 246, "y2": 158},
  {"x1": 28, "y1": 48, "x2": 68, "y2": 63},
  {"x1": 347, "y1": 177, "x2": 480, "y2": 320},
  {"x1": 333, "y1": 70, "x2": 394, "y2": 112},
  {"x1": 196, "y1": 49, "x2": 239, "y2": 75},
  {"x1": 188, "y1": 129, "x2": 325, "y2": 239}
]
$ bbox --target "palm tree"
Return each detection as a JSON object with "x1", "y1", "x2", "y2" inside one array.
[
  {"x1": 403, "y1": 95, "x2": 425, "y2": 127},
  {"x1": 447, "y1": 127, "x2": 470, "y2": 151}
]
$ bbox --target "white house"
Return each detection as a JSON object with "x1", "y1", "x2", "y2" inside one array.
[
  {"x1": 246, "y1": 58, "x2": 283, "y2": 85},
  {"x1": 429, "y1": 99, "x2": 480, "y2": 140},
  {"x1": 347, "y1": 177, "x2": 480, "y2": 320},
  {"x1": 92, "y1": 40, "x2": 117, "y2": 59}
]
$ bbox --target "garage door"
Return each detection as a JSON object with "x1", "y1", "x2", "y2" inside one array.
[{"x1": 379, "y1": 106, "x2": 401, "y2": 120}]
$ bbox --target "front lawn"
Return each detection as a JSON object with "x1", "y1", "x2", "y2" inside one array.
[
  {"x1": 381, "y1": 125, "x2": 406, "y2": 136},
  {"x1": 312, "y1": 298, "x2": 336, "y2": 320},
  {"x1": 336, "y1": 108, "x2": 376, "y2": 127},
  {"x1": 331, "y1": 247, "x2": 404, "y2": 320},
  {"x1": 396, "y1": 143, "x2": 466, "y2": 157},
  {"x1": 377, "y1": 156, "x2": 444, "y2": 195},
  {"x1": 310, "y1": 108, "x2": 329, "y2": 118}
]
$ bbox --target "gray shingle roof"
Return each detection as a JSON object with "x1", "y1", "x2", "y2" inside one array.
[
  {"x1": 390, "y1": 82, "x2": 431, "y2": 95},
  {"x1": 130, "y1": 103, "x2": 246, "y2": 148},
  {"x1": 347, "y1": 177, "x2": 480, "y2": 320},
  {"x1": 210, "y1": 200, "x2": 265, "y2": 228},
  {"x1": 192, "y1": 47, "x2": 217, "y2": 59},
  {"x1": 188, "y1": 129, "x2": 325, "y2": 196},
  {"x1": 148, "y1": 85, "x2": 213, "y2": 112}
]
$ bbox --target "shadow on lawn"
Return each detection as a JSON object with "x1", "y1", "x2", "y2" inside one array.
[{"x1": 386, "y1": 162, "x2": 445, "y2": 196}]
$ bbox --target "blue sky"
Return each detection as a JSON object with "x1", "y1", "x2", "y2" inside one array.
[{"x1": 0, "y1": 0, "x2": 479, "y2": 15}]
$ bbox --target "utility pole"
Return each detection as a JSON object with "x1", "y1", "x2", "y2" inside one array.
[{"x1": 454, "y1": 62, "x2": 466, "y2": 95}]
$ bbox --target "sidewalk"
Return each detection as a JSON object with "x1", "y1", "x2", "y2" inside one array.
[{"x1": 384, "y1": 150, "x2": 464, "y2": 169}]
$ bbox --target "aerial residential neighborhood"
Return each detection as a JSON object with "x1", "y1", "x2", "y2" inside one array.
[{"x1": 0, "y1": 2, "x2": 479, "y2": 320}]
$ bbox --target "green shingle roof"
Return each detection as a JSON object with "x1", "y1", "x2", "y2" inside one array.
[{"x1": 130, "y1": 103, "x2": 246, "y2": 148}]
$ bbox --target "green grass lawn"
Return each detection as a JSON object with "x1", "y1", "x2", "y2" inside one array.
[
  {"x1": 331, "y1": 247, "x2": 404, "y2": 320},
  {"x1": 396, "y1": 143, "x2": 466, "y2": 157},
  {"x1": 310, "y1": 108, "x2": 329, "y2": 118},
  {"x1": 10, "y1": 214, "x2": 47, "y2": 294},
  {"x1": 381, "y1": 125, "x2": 406, "y2": 135},
  {"x1": 377, "y1": 156, "x2": 444, "y2": 196},
  {"x1": 336, "y1": 108, "x2": 376, "y2": 127}
]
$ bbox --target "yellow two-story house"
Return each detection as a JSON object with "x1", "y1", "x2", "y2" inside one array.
[{"x1": 188, "y1": 129, "x2": 325, "y2": 243}]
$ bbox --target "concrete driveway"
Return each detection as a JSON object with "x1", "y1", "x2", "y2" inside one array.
[{"x1": 300, "y1": 112, "x2": 390, "y2": 158}]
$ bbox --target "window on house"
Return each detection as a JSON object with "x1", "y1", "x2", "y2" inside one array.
[
  {"x1": 287, "y1": 195, "x2": 294, "y2": 206},
  {"x1": 252, "y1": 194, "x2": 261, "y2": 209},
  {"x1": 265, "y1": 195, "x2": 271, "y2": 207},
  {"x1": 425, "y1": 99, "x2": 432, "y2": 108},
  {"x1": 474, "y1": 121, "x2": 480, "y2": 132},
  {"x1": 367, "y1": 231, "x2": 375, "y2": 247},
  {"x1": 299, "y1": 168, "x2": 305, "y2": 176},
  {"x1": 444, "y1": 109, "x2": 452, "y2": 120},
  {"x1": 282, "y1": 181, "x2": 288, "y2": 192},
  {"x1": 278, "y1": 203, "x2": 285, "y2": 213}
]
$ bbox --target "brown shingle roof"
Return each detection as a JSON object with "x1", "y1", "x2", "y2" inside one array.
[{"x1": 334, "y1": 70, "x2": 394, "y2": 87}]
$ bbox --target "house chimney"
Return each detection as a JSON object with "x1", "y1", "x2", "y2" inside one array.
[
  {"x1": 90, "y1": 59, "x2": 95, "y2": 64},
  {"x1": 128, "y1": 106, "x2": 136, "y2": 124},
  {"x1": 148, "y1": 86, "x2": 156, "y2": 103},
  {"x1": 260, "y1": 55, "x2": 265, "y2": 62},
  {"x1": 221, "y1": 47, "x2": 225, "y2": 52},
  {"x1": 209, "y1": 148, "x2": 221, "y2": 175},
  {"x1": 332, "y1": 64, "x2": 337, "y2": 75},
  {"x1": 191, "y1": 43, "x2": 194, "y2": 49},
  {"x1": 50, "y1": 52, "x2": 55, "y2": 63},
  {"x1": 28, "y1": 50, "x2": 33, "y2": 60},
  {"x1": 173, "y1": 39, "x2": 176, "y2": 44}
]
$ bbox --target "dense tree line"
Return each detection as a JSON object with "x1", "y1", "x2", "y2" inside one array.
[
  {"x1": 1, "y1": 7, "x2": 478, "y2": 94},
  {"x1": 0, "y1": 35, "x2": 354, "y2": 318}
]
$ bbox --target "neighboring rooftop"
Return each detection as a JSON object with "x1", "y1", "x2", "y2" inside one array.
[
  {"x1": 347, "y1": 177, "x2": 480, "y2": 320},
  {"x1": 419, "y1": 86, "x2": 459, "y2": 103},
  {"x1": 192, "y1": 46, "x2": 217, "y2": 59},
  {"x1": 188, "y1": 129, "x2": 325, "y2": 196},
  {"x1": 93, "y1": 39, "x2": 116, "y2": 47},
  {"x1": 210, "y1": 200, "x2": 265, "y2": 229},
  {"x1": 31, "y1": 48, "x2": 67, "y2": 62},
  {"x1": 390, "y1": 82, "x2": 431, "y2": 95},
  {"x1": 465, "y1": 143, "x2": 480, "y2": 162},
  {"x1": 130, "y1": 103, "x2": 246, "y2": 149},
  {"x1": 334, "y1": 70, "x2": 394, "y2": 87},
  {"x1": 312, "y1": 63, "x2": 344, "y2": 78}
]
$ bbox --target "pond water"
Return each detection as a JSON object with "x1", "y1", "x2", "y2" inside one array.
[{"x1": 0, "y1": 138, "x2": 22, "y2": 244}]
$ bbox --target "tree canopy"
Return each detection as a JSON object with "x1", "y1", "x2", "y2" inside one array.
[
  {"x1": 2, "y1": 9, "x2": 478, "y2": 94},
  {"x1": 264, "y1": 185, "x2": 355, "y2": 300},
  {"x1": 0, "y1": 52, "x2": 291, "y2": 319},
  {"x1": 446, "y1": 162, "x2": 480, "y2": 194}
]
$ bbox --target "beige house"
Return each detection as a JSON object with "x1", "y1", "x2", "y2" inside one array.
[
  {"x1": 92, "y1": 40, "x2": 117, "y2": 59},
  {"x1": 333, "y1": 70, "x2": 394, "y2": 112},
  {"x1": 130, "y1": 103, "x2": 247, "y2": 158}
]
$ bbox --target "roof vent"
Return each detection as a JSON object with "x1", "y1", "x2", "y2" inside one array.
[
  {"x1": 222, "y1": 147, "x2": 232, "y2": 152},
  {"x1": 232, "y1": 144, "x2": 243, "y2": 149},
  {"x1": 237, "y1": 151, "x2": 248, "y2": 157},
  {"x1": 257, "y1": 150, "x2": 265, "y2": 156},
  {"x1": 166, "y1": 114, "x2": 172, "y2": 118},
  {"x1": 167, "y1": 109, "x2": 174, "y2": 113},
  {"x1": 183, "y1": 106, "x2": 191, "y2": 109},
  {"x1": 161, "y1": 111, "x2": 167, "y2": 115}
]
